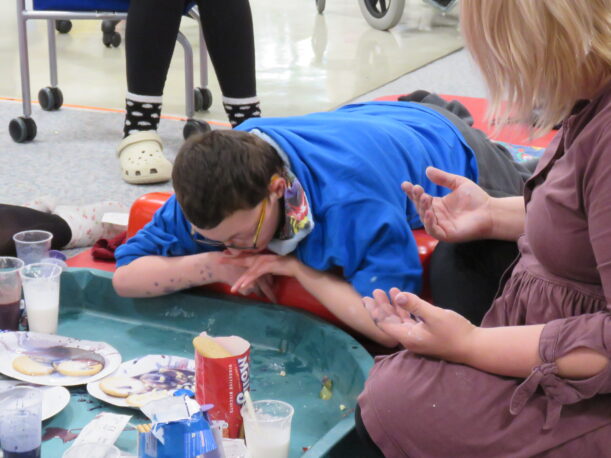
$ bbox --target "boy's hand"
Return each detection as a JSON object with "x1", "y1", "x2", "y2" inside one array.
[
  {"x1": 221, "y1": 254, "x2": 300, "y2": 303},
  {"x1": 208, "y1": 252, "x2": 275, "y2": 302}
]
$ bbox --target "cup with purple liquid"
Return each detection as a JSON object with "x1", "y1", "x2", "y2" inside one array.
[
  {"x1": 0, "y1": 386, "x2": 42, "y2": 458},
  {"x1": 0, "y1": 257, "x2": 25, "y2": 331}
]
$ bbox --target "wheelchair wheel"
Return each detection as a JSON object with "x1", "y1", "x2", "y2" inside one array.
[
  {"x1": 316, "y1": 0, "x2": 326, "y2": 14},
  {"x1": 358, "y1": 0, "x2": 405, "y2": 31},
  {"x1": 9, "y1": 117, "x2": 37, "y2": 143},
  {"x1": 183, "y1": 119, "x2": 211, "y2": 140},
  {"x1": 55, "y1": 20, "x2": 72, "y2": 34}
]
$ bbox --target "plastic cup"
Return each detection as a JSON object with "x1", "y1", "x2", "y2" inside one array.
[
  {"x1": 62, "y1": 443, "x2": 120, "y2": 458},
  {"x1": 20, "y1": 263, "x2": 62, "y2": 334},
  {"x1": 210, "y1": 420, "x2": 227, "y2": 458},
  {"x1": 241, "y1": 400, "x2": 294, "y2": 458},
  {"x1": 0, "y1": 257, "x2": 25, "y2": 331},
  {"x1": 13, "y1": 230, "x2": 53, "y2": 266},
  {"x1": 0, "y1": 386, "x2": 43, "y2": 458}
]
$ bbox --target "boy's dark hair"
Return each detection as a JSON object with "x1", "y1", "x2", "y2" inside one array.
[{"x1": 172, "y1": 130, "x2": 283, "y2": 229}]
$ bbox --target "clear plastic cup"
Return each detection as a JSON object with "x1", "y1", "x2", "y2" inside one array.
[
  {"x1": 13, "y1": 230, "x2": 53, "y2": 266},
  {"x1": 0, "y1": 386, "x2": 43, "y2": 458},
  {"x1": 62, "y1": 443, "x2": 120, "y2": 458},
  {"x1": 241, "y1": 400, "x2": 294, "y2": 458},
  {"x1": 0, "y1": 257, "x2": 25, "y2": 330},
  {"x1": 20, "y1": 262, "x2": 62, "y2": 334}
]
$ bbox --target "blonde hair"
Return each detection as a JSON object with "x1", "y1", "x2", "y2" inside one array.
[{"x1": 461, "y1": 0, "x2": 611, "y2": 134}]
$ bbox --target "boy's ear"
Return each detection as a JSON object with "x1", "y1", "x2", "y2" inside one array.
[{"x1": 269, "y1": 176, "x2": 286, "y2": 198}]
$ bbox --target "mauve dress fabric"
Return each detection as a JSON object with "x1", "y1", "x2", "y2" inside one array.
[{"x1": 358, "y1": 80, "x2": 611, "y2": 457}]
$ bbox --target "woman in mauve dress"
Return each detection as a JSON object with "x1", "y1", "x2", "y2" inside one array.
[{"x1": 356, "y1": 0, "x2": 611, "y2": 456}]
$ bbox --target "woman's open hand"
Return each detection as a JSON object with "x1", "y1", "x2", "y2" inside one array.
[
  {"x1": 363, "y1": 288, "x2": 478, "y2": 363},
  {"x1": 403, "y1": 166, "x2": 493, "y2": 242}
]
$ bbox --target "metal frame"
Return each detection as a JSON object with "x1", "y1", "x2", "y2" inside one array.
[{"x1": 15, "y1": 0, "x2": 209, "y2": 122}]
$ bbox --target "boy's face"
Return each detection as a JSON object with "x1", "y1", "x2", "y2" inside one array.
[{"x1": 193, "y1": 178, "x2": 285, "y2": 256}]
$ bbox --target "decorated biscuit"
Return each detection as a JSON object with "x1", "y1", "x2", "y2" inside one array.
[
  {"x1": 126, "y1": 390, "x2": 172, "y2": 407},
  {"x1": 12, "y1": 355, "x2": 54, "y2": 376},
  {"x1": 55, "y1": 358, "x2": 103, "y2": 377},
  {"x1": 99, "y1": 376, "x2": 145, "y2": 398}
]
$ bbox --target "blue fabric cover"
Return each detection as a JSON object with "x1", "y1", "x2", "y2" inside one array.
[
  {"x1": 115, "y1": 101, "x2": 479, "y2": 297},
  {"x1": 32, "y1": 0, "x2": 194, "y2": 13},
  {"x1": 33, "y1": 0, "x2": 130, "y2": 11}
]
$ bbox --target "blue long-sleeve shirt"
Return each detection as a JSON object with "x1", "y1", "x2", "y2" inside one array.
[{"x1": 115, "y1": 101, "x2": 478, "y2": 296}]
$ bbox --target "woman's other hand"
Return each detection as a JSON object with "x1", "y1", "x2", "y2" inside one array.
[{"x1": 403, "y1": 166, "x2": 493, "y2": 242}]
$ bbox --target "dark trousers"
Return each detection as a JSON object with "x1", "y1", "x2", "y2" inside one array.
[
  {"x1": 125, "y1": 0, "x2": 256, "y2": 99},
  {"x1": 0, "y1": 205, "x2": 71, "y2": 256},
  {"x1": 430, "y1": 239, "x2": 519, "y2": 325}
]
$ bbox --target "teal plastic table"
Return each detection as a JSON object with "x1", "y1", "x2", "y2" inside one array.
[{"x1": 39, "y1": 269, "x2": 373, "y2": 457}]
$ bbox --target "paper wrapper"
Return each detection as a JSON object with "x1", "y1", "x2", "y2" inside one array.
[{"x1": 194, "y1": 333, "x2": 251, "y2": 439}]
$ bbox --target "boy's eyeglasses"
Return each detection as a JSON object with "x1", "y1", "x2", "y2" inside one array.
[{"x1": 191, "y1": 198, "x2": 268, "y2": 251}]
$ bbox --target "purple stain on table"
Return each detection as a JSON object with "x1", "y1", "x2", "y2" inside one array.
[{"x1": 42, "y1": 427, "x2": 78, "y2": 443}]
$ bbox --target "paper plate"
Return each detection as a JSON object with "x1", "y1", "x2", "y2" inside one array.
[
  {"x1": 87, "y1": 354, "x2": 195, "y2": 409},
  {"x1": 0, "y1": 331, "x2": 121, "y2": 386},
  {"x1": 0, "y1": 375, "x2": 70, "y2": 421}
]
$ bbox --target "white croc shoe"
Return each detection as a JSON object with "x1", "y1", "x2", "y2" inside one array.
[{"x1": 117, "y1": 131, "x2": 172, "y2": 184}]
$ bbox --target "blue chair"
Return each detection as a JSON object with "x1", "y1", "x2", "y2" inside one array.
[{"x1": 10, "y1": 0, "x2": 212, "y2": 143}]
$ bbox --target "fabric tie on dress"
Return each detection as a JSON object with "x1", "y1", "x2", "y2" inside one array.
[
  {"x1": 510, "y1": 362, "x2": 563, "y2": 430},
  {"x1": 509, "y1": 322, "x2": 611, "y2": 432}
]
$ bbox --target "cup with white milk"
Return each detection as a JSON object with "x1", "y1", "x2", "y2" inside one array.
[
  {"x1": 19, "y1": 263, "x2": 62, "y2": 334},
  {"x1": 241, "y1": 399, "x2": 294, "y2": 458}
]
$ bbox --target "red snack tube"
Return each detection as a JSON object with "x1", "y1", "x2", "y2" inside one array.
[{"x1": 193, "y1": 333, "x2": 251, "y2": 438}]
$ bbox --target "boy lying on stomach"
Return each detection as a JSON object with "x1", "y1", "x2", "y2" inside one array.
[{"x1": 113, "y1": 98, "x2": 531, "y2": 346}]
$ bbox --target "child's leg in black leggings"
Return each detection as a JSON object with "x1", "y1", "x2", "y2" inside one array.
[
  {"x1": 196, "y1": 0, "x2": 260, "y2": 126},
  {"x1": 0, "y1": 205, "x2": 71, "y2": 256},
  {"x1": 124, "y1": 0, "x2": 186, "y2": 138},
  {"x1": 125, "y1": 0, "x2": 259, "y2": 131}
]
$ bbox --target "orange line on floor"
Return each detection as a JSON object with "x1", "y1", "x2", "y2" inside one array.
[{"x1": 0, "y1": 96, "x2": 231, "y2": 127}]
